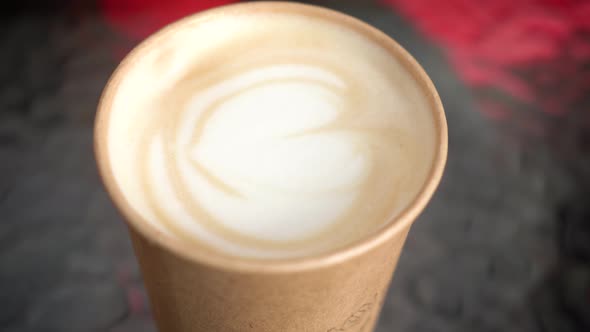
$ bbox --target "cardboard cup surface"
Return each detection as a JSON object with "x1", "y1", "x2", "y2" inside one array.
[
  {"x1": 95, "y1": 2, "x2": 448, "y2": 331},
  {"x1": 130, "y1": 226, "x2": 410, "y2": 332}
]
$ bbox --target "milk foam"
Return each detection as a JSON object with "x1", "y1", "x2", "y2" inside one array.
[{"x1": 107, "y1": 9, "x2": 437, "y2": 258}]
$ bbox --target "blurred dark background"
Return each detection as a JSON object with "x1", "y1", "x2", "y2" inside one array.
[{"x1": 1, "y1": 0, "x2": 589, "y2": 331}]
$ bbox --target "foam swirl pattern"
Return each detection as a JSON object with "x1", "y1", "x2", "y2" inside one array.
[{"x1": 107, "y1": 12, "x2": 436, "y2": 258}]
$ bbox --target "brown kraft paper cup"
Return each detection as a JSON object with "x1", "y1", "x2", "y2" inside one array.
[{"x1": 94, "y1": 2, "x2": 448, "y2": 331}]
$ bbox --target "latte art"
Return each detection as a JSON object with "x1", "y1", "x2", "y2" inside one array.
[{"x1": 106, "y1": 10, "x2": 437, "y2": 258}]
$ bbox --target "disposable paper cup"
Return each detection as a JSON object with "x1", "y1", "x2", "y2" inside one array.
[{"x1": 95, "y1": 2, "x2": 447, "y2": 331}]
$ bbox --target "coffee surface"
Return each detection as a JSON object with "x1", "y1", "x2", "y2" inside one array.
[{"x1": 106, "y1": 7, "x2": 437, "y2": 258}]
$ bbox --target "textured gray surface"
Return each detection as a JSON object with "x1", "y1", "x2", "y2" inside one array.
[{"x1": 0, "y1": 1, "x2": 584, "y2": 331}]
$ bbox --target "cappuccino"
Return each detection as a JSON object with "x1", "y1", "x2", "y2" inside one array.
[{"x1": 105, "y1": 7, "x2": 436, "y2": 258}]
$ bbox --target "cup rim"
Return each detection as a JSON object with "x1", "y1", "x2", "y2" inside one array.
[{"x1": 94, "y1": 1, "x2": 448, "y2": 274}]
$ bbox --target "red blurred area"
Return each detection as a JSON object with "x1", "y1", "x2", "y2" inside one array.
[
  {"x1": 381, "y1": 0, "x2": 590, "y2": 121},
  {"x1": 101, "y1": 0, "x2": 238, "y2": 39}
]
